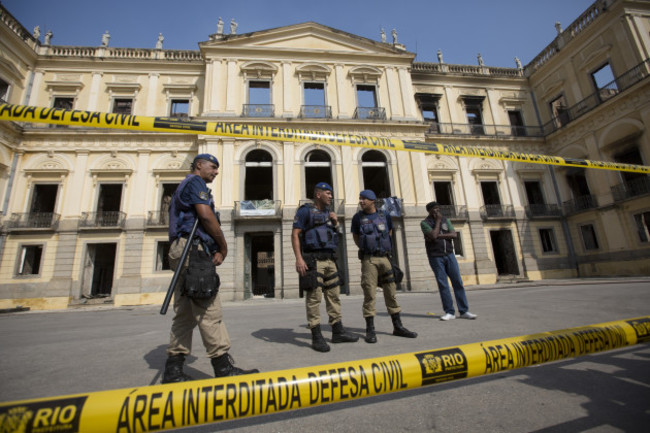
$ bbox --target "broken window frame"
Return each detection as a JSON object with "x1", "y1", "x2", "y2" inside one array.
[
  {"x1": 16, "y1": 244, "x2": 43, "y2": 276},
  {"x1": 539, "y1": 228, "x2": 558, "y2": 253},
  {"x1": 112, "y1": 98, "x2": 133, "y2": 114}
]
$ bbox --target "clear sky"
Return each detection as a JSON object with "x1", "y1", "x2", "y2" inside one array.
[{"x1": 4, "y1": 0, "x2": 595, "y2": 67}]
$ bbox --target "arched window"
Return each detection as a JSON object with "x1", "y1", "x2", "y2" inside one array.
[
  {"x1": 304, "y1": 149, "x2": 332, "y2": 199},
  {"x1": 245, "y1": 149, "x2": 273, "y2": 200},
  {"x1": 361, "y1": 150, "x2": 390, "y2": 198}
]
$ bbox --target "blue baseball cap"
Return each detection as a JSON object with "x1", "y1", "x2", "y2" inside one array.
[
  {"x1": 359, "y1": 189, "x2": 377, "y2": 201},
  {"x1": 193, "y1": 153, "x2": 219, "y2": 167},
  {"x1": 315, "y1": 182, "x2": 333, "y2": 192}
]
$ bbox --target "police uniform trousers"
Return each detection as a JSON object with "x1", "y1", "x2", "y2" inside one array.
[
  {"x1": 167, "y1": 237, "x2": 231, "y2": 358},
  {"x1": 305, "y1": 258, "x2": 342, "y2": 329},
  {"x1": 360, "y1": 255, "x2": 401, "y2": 318}
]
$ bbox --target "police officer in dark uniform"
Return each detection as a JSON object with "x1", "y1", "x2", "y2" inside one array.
[
  {"x1": 351, "y1": 189, "x2": 417, "y2": 343},
  {"x1": 162, "y1": 153, "x2": 259, "y2": 383},
  {"x1": 292, "y1": 182, "x2": 358, "y2": 352}
]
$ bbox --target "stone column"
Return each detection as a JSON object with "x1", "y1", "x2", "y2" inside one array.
[
  {"x1": 27, "y1": 70, "x2": 44, "y2": 106},
  {"x1": 385, "y1": 67, "x2": 403, "y2": 119},
  {"x1": 334, "y1": 64, "x2": 348, "y2": 118},
  {"x1": 282, "y1": 61, "x2": 293, "y2": 118},
  {"x1": 87, "y1": 72, "x2": 102, "y2": 111},
  {"x1": 146, "y1": 73, "x2": 159, "y2": 116},
  {"x1": 398, "y1": 66, "x2": 418, "y2": 120},
  {"x1": 225, "y1": 58, "x2": 239, "y2": 115}
]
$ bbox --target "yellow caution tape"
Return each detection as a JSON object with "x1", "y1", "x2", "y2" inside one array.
[
  {"x1": 1, "y1": 316, "x2": 648, "y2": 432},
  {"x1": 1, "y1": 103, "x2": 648, "y2": 174}
]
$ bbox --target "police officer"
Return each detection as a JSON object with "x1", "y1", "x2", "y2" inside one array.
[
  {"x1": 351, "y1": 189, "x2": 417, "y2": 343},
  {"x1": 292, "y1": 182, "x2": 358, "y2": 352},
  {"x1": 162, "y1": 153, "x2": 259, "y2": 383}
]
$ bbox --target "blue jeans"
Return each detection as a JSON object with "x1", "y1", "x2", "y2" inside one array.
[{"x1": 428, "y1": 253, "x2": 469, "y2": 315}]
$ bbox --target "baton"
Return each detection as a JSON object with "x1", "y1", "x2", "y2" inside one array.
[{"x1": 160, "y1": 218, "x2": 200, "y2": 315}]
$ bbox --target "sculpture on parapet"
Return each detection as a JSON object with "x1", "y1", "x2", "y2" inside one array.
[
  {"x1": 102, "y1": 30, "x2": 110, "y2": 47},
  {"x1": 33, "y1": 26, "x2": 41, "y2": 40},
  {"x1": 156, "y1": 33, "x2": 164, "y2": 49},
  {"x1": 217, "y1": 17, "x2": 224, "y2": 35},
  {"x1": 437, "y1": 49, "x2": 443, "y2": 63},
  {"x1": 380, "y1": 28, "x2": 386, "y2": 43},
  {"x1": 230, "y1": 19, "x2": 238, "y2": 35},
  {"x1": 515, "y1": 57, "x2": 522, "y2": 69},
  {"x1": 391, "y1": 28, "x2": 397, "y2": 44},
  {"x1": 555, "y1": 21, "x2": 563, "y2": 35},
  {"x1": 477, "y1": 53, "x2": 484, "y2": 66},
  {"x1": 44, "y1": 30, "x2": 52, "y2": 45}
]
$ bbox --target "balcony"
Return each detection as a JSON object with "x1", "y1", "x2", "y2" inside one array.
[
  {"x1": 242, "y1": 104, "x2": 275, "y2": 118},
  {"x1": 146, "y1": 211, "x2": 169, "y2": 227},
  {"x1": 439, "y1": 205, "x2": 469, "y2": 221},
  {"x1": 479, "y1": 205, "x2": 515, "y2": 220},
  {"x1": 354, "y1": 106, "x2": 386, "y2": 120},
  {"x1": 611, "y1": 176, "x2": 650, "y2": 202},
  {"x1": 562, "y1": 195, "x2": 597, "y2": 216},
  {"x1": 426, "y1": 121, "x2": 543, "y2": 137},
  {"x1": 7, "y1": 212, "x2": 60, "y2": 230},
  {"x1": 377, "y1": 197, "x2": 404, "y2": 217},
  {"x1": 300, "y1": 105, "x2": 332, "y2": 119},
  {"x1": 80, "y1": 211, "x2": 126, "y2": 228},
  {"x1": 298, "y1": 199, "x2": 345, "y2": 215},
  {"x1": 542, "y1": 58, "x2": 650, "y2": 135},
  {"x1": 234, "y1": 200, "x2": 282, "y2": 219},
  {"x1": 525, "y1": 204, "x2": 562, "y2": 219}
]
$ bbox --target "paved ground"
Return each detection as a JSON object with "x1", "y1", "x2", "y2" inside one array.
[{"x1": 1, "y1": 278, "x2": 649, "y2": 432}]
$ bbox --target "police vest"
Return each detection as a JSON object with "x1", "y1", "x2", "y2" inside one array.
[
  {"x1": 422, "y1": 215, "x2": 454, "y2": 257},
  {"x1": 301, "y1": 203, "x2": 339, "y2": 252},
  {"x1": 357, "y1": 211, "x2": 392, "y2": 255},
  {"x1": 168, "y1": 174, "x2": 219, "y2": 253}
]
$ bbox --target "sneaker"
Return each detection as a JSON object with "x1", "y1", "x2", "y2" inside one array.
[
  {"x1": 460, "y1": 312, "x2": 477, "y2": 320},
  {"x1": 440, "y1": 313, "x2": 455, "y2": 321}
]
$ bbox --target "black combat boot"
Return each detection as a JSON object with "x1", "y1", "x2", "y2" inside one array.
[
  {"x1": 162, "y1": 354, "x2": 193, "y2": 384},
  {"x1": 310, "y1": 325, "x2": 330, "y2": 352},
  {"x1": 211, "y1": 354, "x2": 259, "y2": 377},
  {"x1": 391, "y1": 312, "x2": 418, "y2": 338},
  {"x1": 364, "y1": 316, "x2": 377, "y2": 343},
  {"x1": 331, "y1": 321, "x2": 359, "y2": 343}
]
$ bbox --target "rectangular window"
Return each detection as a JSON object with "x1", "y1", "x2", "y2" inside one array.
[
  {"x1": 452, "y1": 232, "x2": 464, "y2": 257},
  {"x1": 591, "y1": 63, "x2": 617, "y2": 102},
  {"x1": 481, "y1": 181, "x2": 501, "y2": 205},
  {"x1": 156, "y1": 241, "x2": 171, "y2": 271},
  {"x1": 634, "y1": 212, "x2": 650, "y2": 242},
  {"x1": 580, "y1": 224, "x2": 599, "y2": 250},
  {"x1": 0, "y1": 78, "x2": 9, "y2": 102},
  {"x1": 112, "y1": 98, "x2": 133, "y2": 114},
  {"x1": 18, "y1": 245, "x2": 43, "y2": 275},
  {"x1": 433, "y1": 181, "x2": 454, "y2": 205},
  {"x1": 170, "y1": 99, "x2": 189, "y2": 118},
  {"x1": 508, "y1": 110, "x2": 526, "y2": 136},
  {"x1": 303, "y1": 82, "x2": 325, "y2": 106},
  {"x1": 248, "y1": 81, "x2": 271, "y2": 104},
  {"x1": 539, "y1": 228, "x2": 558, "y2": 253},
  {"x1": 550, "y1": 94, "x2": 569, "y2": 128},
  {"x1": 356, "y1": 85, "x2": 377, "y2": 108},
  {"x1": 53, "y1": 97, "x2": 74, "y2": 110},
  {"x1": 524, "y1": 181, "x2": 545, "y2": 205}
]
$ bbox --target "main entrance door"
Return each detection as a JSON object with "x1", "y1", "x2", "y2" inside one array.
[{"x1": 489, "y1": 230, "x2": 519, "y2": 276}]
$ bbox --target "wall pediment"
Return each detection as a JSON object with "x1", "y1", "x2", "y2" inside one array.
[{"x1": 200, "y1": 22, "x2": 413, "y2": 59}]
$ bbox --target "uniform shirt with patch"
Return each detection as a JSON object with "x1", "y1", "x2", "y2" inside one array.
[
  {"x1": 351, "y1": 211, "x2": 393, "y2": 235},
  {"x1": 180, "y1": 175, "x2": 212, "y2": 207},
  {"x1": 292, "y1": 205, "x2": 315, "y2": 231},
  {"x1": 421, "y1": 218, "x2": 454, "y2": 234}
]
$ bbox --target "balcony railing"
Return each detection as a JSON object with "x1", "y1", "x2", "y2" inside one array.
[
  {"x1": 147, "y1": 211, "x2": 169, "y2": 227},
  {"x1": 562, "y1": 195, "x2": 597, "y2": 216},
  {"x1": 8, "y1": 212, "x2": 60, "y2": 229},
  {"x1": 377, "y1": 197, "x2": 404, "y2": 217},
  {"x1": 242, "y1": 104, "x2": 275, "y2": 118},
  {"x1": 298, "y1": 199, "x2": 345, "y2": 215},
  {"x1": 479, "y1": 205, "x2": 515, "y2": 220},
  {"x1": 542, "y1": 58, "x2": 650, "y2": 135},
  {"x1": 611, "y1": 176, "x2": 650, "y2": 202},
  {"x1": 80, "y1": 211, "x2": 126, "y2": 228},
  {"x1": 300, "y1": 105, "x2": 332, "y2": 119},
  {"x1": 439, "y1": 205, "x2": 469, "y2": 220},
  {"x1": 525, "y1": 204, "x2": 562, "y2": 218},
  {"x1": 426, "y1": 121, "x2": 544, "y2": 137},
  {"x1": 354, "y1": 106, "x2": 386, "y2": 120},
  {"x1": 234, "y1": 200, "x2": 282, "y2": 219}
]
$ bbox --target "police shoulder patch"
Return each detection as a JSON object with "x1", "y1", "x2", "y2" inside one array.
[{"x1": 199, "y1": 191, "x2": 209, "y2": 201}]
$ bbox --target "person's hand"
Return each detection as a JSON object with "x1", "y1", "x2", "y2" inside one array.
[
  {"x1": 212, "y1": 251, "x2": 224, "y2": 266},
  {"x1": 329, "y1": 212, "x2": 338, "y2": 226},
  {"x1": 434, "y1": 208, "x2": 442, "y2": 222},
  {"x1": 296, "y1": 257, "x2": 308, "y2": 277}
]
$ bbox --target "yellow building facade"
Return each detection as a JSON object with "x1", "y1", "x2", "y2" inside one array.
[{"x1": 0, "y1": 0, "x2": 648, "y2": 310}]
